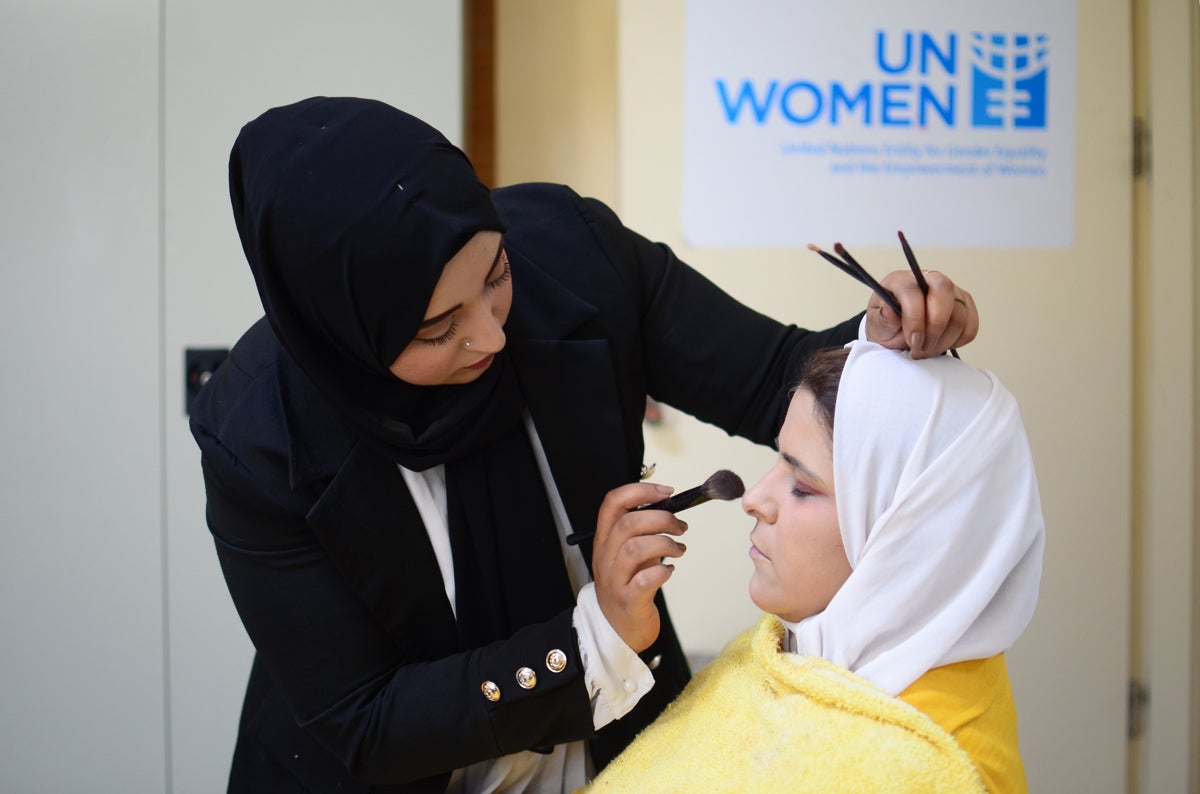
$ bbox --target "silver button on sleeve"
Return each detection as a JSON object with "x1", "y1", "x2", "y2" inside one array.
[
  {"x1": 516, "y1": 667, "x2": 537, "y2": 690},
  {"x1": 546, "y1": 649, "x2": 568, "y2": 673}
]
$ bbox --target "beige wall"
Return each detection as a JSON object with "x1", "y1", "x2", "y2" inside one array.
[
  {"x1": 496, "y1": 1, "x2": 1197, "y2": 791},
  {"x1": 496, "y1": 0, "x2": 617, "y2": 205},
  {"x1": 615, "y1": 4, "x2": 1134, "y2": 792}
]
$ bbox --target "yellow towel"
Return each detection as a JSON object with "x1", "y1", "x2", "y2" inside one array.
[{"x1": 583, "y1": 615, "x2": 986, "y2": 793}]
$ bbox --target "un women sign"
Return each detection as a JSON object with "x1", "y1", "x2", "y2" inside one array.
[{"x1": 682, "y1": 1, "x2": 1077, "y2": 247}]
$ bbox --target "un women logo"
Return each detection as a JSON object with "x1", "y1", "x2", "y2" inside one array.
[{"x1": 970, "y1": 33, "x2": 1049, "y2": 129}]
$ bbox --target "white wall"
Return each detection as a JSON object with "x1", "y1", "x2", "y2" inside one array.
[
  {"x1": 0, "y1": 3, "x2": 464, "y2": 791},
  {"x1": 0, "y1": 2, "x2": 165, "y2": 791}
]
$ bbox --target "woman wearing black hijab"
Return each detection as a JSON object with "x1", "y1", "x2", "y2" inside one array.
[{"x1": 192, "y1": 96, "x2": 978, "y2": 793}]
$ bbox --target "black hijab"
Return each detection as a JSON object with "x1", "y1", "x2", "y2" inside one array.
[
  {"x1": 229, "y1": 97, "x2": 573, "y2": 646},
  {"x1": 229, "y1": 95, "x2": 515, "y2": 470}
]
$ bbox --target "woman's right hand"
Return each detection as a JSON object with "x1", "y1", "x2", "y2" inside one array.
[{"x1": 591, "y1": 482, "x2": 688, "y2": 653}]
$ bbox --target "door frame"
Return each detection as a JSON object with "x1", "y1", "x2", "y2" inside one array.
[{"x1": 1130, "y1": 0, "x2": 1198, "y2": 790}]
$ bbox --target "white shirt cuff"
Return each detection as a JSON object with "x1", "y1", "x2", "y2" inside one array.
[{"x1": 572, "y1": 583, "x2": 655, "y2": 730}]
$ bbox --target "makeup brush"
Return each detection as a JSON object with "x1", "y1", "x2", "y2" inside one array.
[{"x1": 565, "y1": 469, "x2": 746, "y2": 546}]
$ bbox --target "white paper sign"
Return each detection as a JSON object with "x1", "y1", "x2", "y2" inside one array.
[{"x1": 682, "y1": 0, "x2": 1078, "y2": 248}]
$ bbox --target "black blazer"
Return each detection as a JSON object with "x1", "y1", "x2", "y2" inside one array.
[{"x1": 191, "y1": 183, "x2": 861, "y2": 792}]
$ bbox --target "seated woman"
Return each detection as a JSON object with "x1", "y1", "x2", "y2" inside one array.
[{"x1": 585, "y1": 341, "x2": 1045, "y2": 793}]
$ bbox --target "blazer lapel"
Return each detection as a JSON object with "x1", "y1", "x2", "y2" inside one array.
[
  {"x1": 306, "y1": 442, "x2": 460, "y2": 656},
  {"x1": 505, "y1": 248, "x2": 634, "y2": 568},
  {"x1": 512, "y1": 339, "x2": 631, "y2": 570}
]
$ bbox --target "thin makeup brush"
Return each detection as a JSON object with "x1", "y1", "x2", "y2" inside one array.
[
  {"x1": 564, "y1": 469, "x2": 746, "y2": 547},
  {"x1": 897, "y1": 230, "x2": 960, "y2": 359},
  {"x1": 806, "y1": 243, "x2": 903, "y2": 316},
  {"x1": 806, "y1": 242, "x2": 869, "y2": 286},
  {"x1": 833, "y1": 242, "x2": 904, "y2": 316},
  {"x1": 897, "y1": 231, "x2": 927, "y2": 294}
]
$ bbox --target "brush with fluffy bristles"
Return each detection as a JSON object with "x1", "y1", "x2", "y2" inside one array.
[
  {"x1": 565, "y1": 469, "x2": 746, "y2": 546},
  {"x1": 633, "y1": 469, "x2": 746, "y2": 514}
]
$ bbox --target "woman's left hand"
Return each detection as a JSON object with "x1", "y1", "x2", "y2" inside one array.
[{"x1": 864, "y1": 270, "x2": 979, "y2": 359}]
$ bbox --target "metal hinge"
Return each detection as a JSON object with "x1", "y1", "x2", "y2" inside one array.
[
  {"x1": 1133, "y1": 117, "x2": 1151, "y2": 179},
  {"x1": 1128, "y1": 678, "x2": 1150, "y2": 739}
]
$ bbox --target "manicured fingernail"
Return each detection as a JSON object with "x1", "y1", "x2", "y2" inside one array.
[
  {"x1": 677, "y1": 543, "x2": 687, "y2": 553},
  {"x1": 910, "y1": 332, "x2": 923, "y2": 352},
  {"x1": 677, "y1": 520, "x2": 688, "y2": 531},
  {"x1": 655, "y1": 484, "x2": 674, "y2": 496}
]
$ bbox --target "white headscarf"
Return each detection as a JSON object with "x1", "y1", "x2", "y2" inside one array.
[{"x1": 785, "y1": 341, "x2": 1045, "y2": 696}]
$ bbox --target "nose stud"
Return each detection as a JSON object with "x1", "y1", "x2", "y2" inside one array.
[{"x1": 464, "y1": 338, "x2": 473, "y2": 350}]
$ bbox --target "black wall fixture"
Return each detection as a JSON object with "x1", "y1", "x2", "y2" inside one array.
[{"x1": 184, "y1": 348, "x2": 229, "y2": 415}]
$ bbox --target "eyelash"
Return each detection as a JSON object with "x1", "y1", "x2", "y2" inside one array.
[
  {"x1": 418, "y1": 253, "x2": 511, "y2": 347},
  {"x1": 420, "y1": 318, "x2": 459, "y2": 347},
  {"x1": 791, "y1": 483, "x2": 813, "y2": 499},
  {"x1": 487, "y1": 254, "x2": 512, "y2": 289}
]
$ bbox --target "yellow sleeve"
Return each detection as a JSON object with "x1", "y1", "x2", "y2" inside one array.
[{"x1": 898, "y1": 653, "x2": 1028, "y2": 794}]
